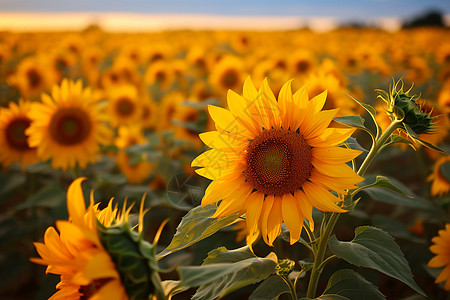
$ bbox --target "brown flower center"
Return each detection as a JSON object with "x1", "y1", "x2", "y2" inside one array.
[
  {"x1": 115, "y1": 97, "x2": 135, "y2": 117},
  {"x1": 221, "y1": 69, "x2": 239, "y2": 89},
  {"x1": 49, "y1": 108, "x2": 92, "y2": 145},
  {"x1": 296, "y1": 60, "x2": 311, "y2": 73},
  {"x1": 5, "y1": 117, "x2": 31, "y2": 150},
  {"x1": 245, "y1": 129, "x2": 313, "y2": 196},
  {"x1": 26, "y1": 68, "x2": 42, "y2": 89}
]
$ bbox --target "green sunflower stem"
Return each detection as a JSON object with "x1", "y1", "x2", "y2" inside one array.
[
  {"x1": 281, "y1": 275, "x2": 298, "y2": 300},
  {"x1": 306, "y1": 212, "x2": 339, "y2": 298},
  {"x1": 357, "y1": 120, "x2": 401, "y2": 177}
]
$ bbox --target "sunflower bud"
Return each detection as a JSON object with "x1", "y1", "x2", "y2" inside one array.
[
  {"x1": 98, "y1": 222, "x2": 160, "y2": 300},
  {"x1": 276, "y1": 259, "x2": 295, "y2": 276},
  {"x1": 377, "y1": 80, "x2": 436, "y2": 135}
]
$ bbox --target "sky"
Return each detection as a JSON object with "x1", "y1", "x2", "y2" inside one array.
[
  {"x1": 0, "y1": 0, "x2": 448, "y2": 32},
  {"x1": 0, "y1": 0, "x2": 449, "y2": 20}
]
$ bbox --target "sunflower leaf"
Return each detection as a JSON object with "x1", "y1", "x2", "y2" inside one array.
[
  {"x1": 156, "y1": 204, "x2": 240, "y2": 260},
  {"x1": 356, "y1": 175, "x2": 411, "y2": 198},
  {"x1": 383, "y1": 134, "x2": 417, "y2": 150},
  {"x1": 249, "y1": 275, "x2": 290, "y2": 300},
  {"x1": 322, "y1": 269, "x2": 385, "y2": 300},
  {"x1": 328, "y1": 226, "x2": 425, "y2": 296},
  {"x1": 347, "y1": 94, "x2": 382, "y2": 138},
  {"x1": 359, "y1": 175, "x2": 436, "y2": 210},
  {"x1": 177, "y1": 253, "x2": 277, "y2": 300},
  {"x1": 333, "y1": 115, "x2": 374, "y2": 138}
]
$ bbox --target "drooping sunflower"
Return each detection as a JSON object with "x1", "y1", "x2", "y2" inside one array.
[
  {"x1": 428, "y1": 223, "x2": 450, "y2": 291},
  {"x1": 192, "y1": 77, "x2": 363, "y2": 247},
  {"x1": 30, "y1": 178, "x2": 128, "y2": 299},
  {"x1": 26, "y1": 79, "x2": 112, "y2": 171},
  {"x1": 0, "y1": 99, "x2": 38, "y2": 168},
  {"x1": 31, "y1": 178, "x2": 165, "y2": 299}
]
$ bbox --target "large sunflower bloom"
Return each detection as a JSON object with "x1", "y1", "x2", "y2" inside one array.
[
  {"x1": 428, "y1": 223, "x2": 450, "y2": 291},
  {"x1": 0, "y1": 99, "x2": 38, "y2": 168},
  {"x1": 192, "y1": 77, "x2": 363, "y2": 247},
  {"x1": 31, "y1": 178, "x2": 128, "y2": 299},
  {"x1": 26, "y1": 79, "x2": 112, "y2": 171}
]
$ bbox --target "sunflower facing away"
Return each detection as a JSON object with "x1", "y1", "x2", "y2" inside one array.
[
  {"x1": 428, "y1": 223, "x2": 450, "y2": 291},
  {"x1": 31, "y1": 178, "x2": 163, "y2": 299},
  {"x1": 192, "y1": 77, "x2": 363, "y2": 247},
  {"x1": 0, "y1": 99, "x2": 38, "y2": 168},
  {"x1": 30, "y1": 178, "x2": 128, "y2": 299},
  {"x1": 26, "y1": 79, "x2": 112, "y2": 171}
]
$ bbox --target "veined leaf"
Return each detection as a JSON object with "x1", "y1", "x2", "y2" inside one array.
[
  {"x1": 156, "y1": 204, "x2": 240, "y2": 260},
  {"x1": 249, "y1": 275, "x2": 290, "y2": 300},
  {"x1": 203, "y1": 246, "x2": 256, "y2": 264},
  {"x1": 357, "y1": 175, "x2": 411, "y2": 197},
  {"x1": 178, "y1": 253, "x2": 277, "y2": 300},
  {"x1": 323, "y1": 269, "x2": 385, "y2": 300},
  {"x1": 328, "y1": 226, "x2": 425, "y2": 296},
  {"x1": 360, "y1": 175, "x2": 436, "y2": 210},
  {"x1": 347, "y1": 94, "x2": 381, "y2": 138}
]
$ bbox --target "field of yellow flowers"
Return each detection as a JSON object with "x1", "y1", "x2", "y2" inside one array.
[{"x1": 0, "y1": 27, "x2": 449, "y2": 299}]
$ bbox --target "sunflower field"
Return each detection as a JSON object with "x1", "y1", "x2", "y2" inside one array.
[{"x1": 0, "y1": 26, "x2": 449, "y2": 300}]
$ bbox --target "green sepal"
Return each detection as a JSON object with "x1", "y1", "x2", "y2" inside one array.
[{"x1": 97, "y1": 221, "x2": 162, "y2": 300}]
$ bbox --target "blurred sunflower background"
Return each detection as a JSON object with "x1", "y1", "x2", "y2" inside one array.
[{"x1": 0, "y1": 0, "x2": 449, "y2": 299}]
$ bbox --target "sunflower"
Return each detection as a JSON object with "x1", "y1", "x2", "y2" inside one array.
[
  {"x1": 8, "y1": 56, "x2": 57, "y2": 99},
  {"x1": 0, "y1": 99, "x2": 38, "y2": 168},
  {"x1": 31, "y1": 178, "x2": 128, "y2": 299},
  {"x1": 106, "y1": 84, "x2": 141, "y2": 128},
  {"x1": 428, "y1": 156, "x2": 450, "y2": 197},
  {"x1": 428, "y1": 223, "x2": 450, "y2": 291},
  {"x1": 115, "y1": 125, "x2": 154, "y2": 184},
  {"x1": 192, "y1": 77, "x2": 363, "y2": 247},
  {"x1": 26, "y1": 79, "x2": 112, "y2": 171},
  {"x1": 209, "y1": 55, "x2": 245, "y2": 95}
]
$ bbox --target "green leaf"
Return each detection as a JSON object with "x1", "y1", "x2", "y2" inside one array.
[
  {"x1": 178, "y1": 255, "x2": 277, "y2": 300},
  {"x1": 16, "y1": 184, "x2": 66, "y2": 210},
  {"x1": 347, "y1": 94, "x2": 381, "y2": 138},
  {"x1": 156, "y1": 205, "x2": 240, "y2": 260},
  {"x1": 160, "y1": 280, "x2": 189, "y2": 299},
  {"x1": 412, "y1": 137, "x2": 448, "y2": 154},
  {"x1": 328, "y1": 226, "x2": 425, "y2": 296},
  {"x1": 323, "y1": 269, "x2": 385, "y2": 300},
  {"x1": 249, "y1": 275, "x2": 290, "y2": 300},
  {"x1": 333, "y1": 115, "x2": 372, "y2": 135},
  {"x1": 357, "y1": 175, "x2": 412, "y2": 197},
  {"x1": 315, "y1": 296, "x2": 349, "y2": 300},
  {"x1": 360, "y1": 176, "x2": 436, "y2": 210},
  {"x1": 384, "y1": 134, "x2": 417, "y2": 150},
  {"x1": 203, "y1": 246, "x2": 256, "y2": 265}
]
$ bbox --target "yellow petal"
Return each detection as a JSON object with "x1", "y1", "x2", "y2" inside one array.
[
  {"x1": 301, "y1": 108, "x2": 339, "y2": 140},
  {"x1": 260, "y1": 195, "x2": 274, "y2": 245},
  {"x1": 67, "y1": 177, "x2": 87, "y2": 226},
  {"x1": 308, "y1": 128, "x2": 356, "y2": 147},
  {"x1": 312, "y1": 146, "x2": 363, "y2": 164},
  {"x1": 90, "y1": 280, "x2": 127, "y2": 300},
  {"x1": 259, "y1": 78, "x2": 280, "y2": 128},
  {"x1": 83, "y1": 252, "x2": 119, "y2": 280},
  {"x1": 245, "y1": 192, "x2": 264, "y2": 243},
  {"x1": 302, "y1": 182, "x2": 346, "y2": 213},
  {"x1": 213, "y1": 184, "x2": 253, "y2": 218},
  {"x1": 293, "y1": 84, "x2": 309, "y2": 108},
  {"x1": 267, "y1": 196, "x2": 283, "y2": 246},
  {"x1": 428, "y1": 256, "x2": 447, "y2": 268},
  {"x1": 312, "y1": 159, "x2": 359, "y2": 178},
  {"x1": 295, "y1": 190, "x2": 314, "y2": 231},
  {"x1": 309, "y1": 90, "x2": 327, "y2": 113},
  {"x1": 201, "y1": 177, "x2": 245, "y2": 207},
  {"x1": 281, "y1": 193, "x2": 303, "y2": 245},
  {"x1": 277, "y1": 79, "x2": 294, "y2": 128},
  {"x1": 199, "y1": 131, "x2": 246, "y2": 152}
]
